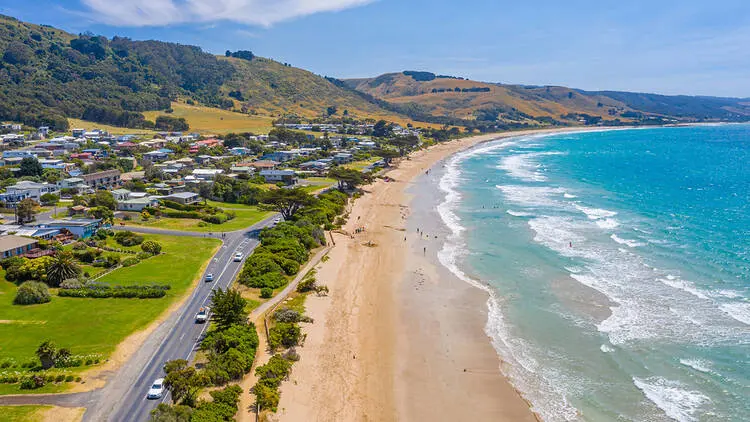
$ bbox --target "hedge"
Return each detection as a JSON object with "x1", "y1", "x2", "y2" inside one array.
[{"x1": 58, "y1": 284, "x2": 170, "y2": 299}]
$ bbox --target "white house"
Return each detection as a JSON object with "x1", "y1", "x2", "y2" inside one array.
[
  {"x1": 192, "y1": 168, "x2": 224, "y2": 181},
  {"x1": 0, "y1": 181, "x2": 59, "y2": 207},
  {"x1": 117, "y1": 197, "x2": 159, "y2": 212},
  {"x1": 259, "y1": 170, "x2": 297, "y2": 185}
]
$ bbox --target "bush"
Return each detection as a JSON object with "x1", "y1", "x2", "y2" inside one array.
[
  {"x1": 140, "y1": 240, "x2": 162, "y2": 255},
  {"x1": 20, "y1": 375, "x2": 46, "y2": 390},
  {"x1": 121, "y1": 256, "x2": 140, "y2": 267},
  {"x1": 55, "y1": 374, "x2": 65, "y2": 382},
  {"x1": 268, "y1": 322, "x2": 301, "y2": 350},
  {"x1": 136, "y1": 252, "x2": 151, "y2": 260},
  {"x1": 65, "y1": 375, "x2": 74, "y2": 382},
  {"x1": 14, "y1": 281, "x2": 51, "y2": 305},
  {"x1": 113, "y1": 231, "x2": 144, "y2": 246},
  {"x1": 73, "y1": 248, "x2": 101, "y2": 263},
  {"x1": 58, "y1": 284, "x2": 169, "y2": 299},
  {"x1": 260, "y1": 287, "x2": 273, "y2": 299}
]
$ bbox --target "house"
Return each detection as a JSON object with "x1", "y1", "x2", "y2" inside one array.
[
  {"x1": 117, "y1": 197, "x2": 159, "y2": 212},
  {"x1": 261, "y1": 150, "x2": 300, "y2": 162},
  {"x1": 111, "y1": 188, "x2": 132, "y2": 202},
  {"x1": 230, "y1": 166, "x2": 255, "y2": 175},
  {"x1": 39, "y1": 159, "x2": 74, "y2": 171},
  {"x1": 38, "y1": 127, "x2": 50, "y2": 137},
  {"x1": 120, "y1": 171, "x2": 145, "y2": 182},
  {"x1": 230, "y1": 147, "x2": 252, "y2": 156},
  {"x1": 82, "y1": 170, "x2": 121, "y2": 190},
  {"x1": 152, "y1": 183, "x2": 173, "y2": 195},
  {"x1": 259, "y1": 170, "x2": 297, "y2": 185},
  {"x1": 142, "y1": 150, "x2": 170, "y2": 163},
  {"x1": 189, "y1": 138, "x2": 223, "y2": 154},
  {"x1": 299, "y1": 160, "x2": 331, "y2": 172},
  {"x1": 165, "y1": 192, "x2": 201, "y2": 206},
  {"x1": 72, "y1": 129, "x2": 86, "y2": 137},
  {"x1": 43, "y1": 219, "x2": 102, "y2": 239},
  {"x1": 332, "y1": 153, "x2": 353, "y2": 164},
  {"x1": 0, "y1": 225, "x2": 60, "y2": 241},
  {"x1": 140, "y1": 139, "x2": 167, "y2": 149},
  {"x1": 0, "y1": 181, "x2": 59, "y2": 207},
  {"x1": 58, "y1": 177, "x2": 89, "y2": 192},
  {"x1": 2, "y1": 150, "x2": 36, "y2": 159},
  {"x1": 247, "y1": 160, "x2": 279, "y2": 171},
  {"x1": 0, "y1": 235, "x2": 39, "y2": 258},
  {"x1": 192, "y1": 169, "x2": 224, "y2": 181}
]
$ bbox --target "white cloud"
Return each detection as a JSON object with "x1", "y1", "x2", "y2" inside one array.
[{"x1": 81, "y1": 0, "x2": 375, "y2": 26}]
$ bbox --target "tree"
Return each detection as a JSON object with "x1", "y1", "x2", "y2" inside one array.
[
  {"x1": 326, "y1": 105, "x2": 337, "y2": 117},
  {"x1": 18, "y1": 157, "x2": 43, "y2": 177},
  {"x1": 47, "y1": 251, "x2": 82, "y2": 287},
  {"x1": 16, "y1": 198, "x2": 39, "y2": 223},
  {"x1": 90, "y1": 190, "x2": 117, "y2": 210},
  {"x1": 260, "y1": 188, "x2": 315, "y2": 220},
  {"x1": 149, "y1": 403, "x2": 193, "y2": 422},
  {"x1": 163, "y1": 359, "x2": 208, "y2": 407},
  {"x1": 141, "y1": 240, "x2": 163, "y2": 255},
  {"x1": 40, "y1": 193, "x2": 59, "y2": 206},
  {"x1": 375, "y1": 149, "x2": 400, "y2": 166},
  {"x1": 328, "y1": 167, "x2": 366, "y2": 190},
  {"x1": 36, "y1": 340, "x2": 58, "y2": 370},
  {"x1": 211, "y1": 288, "x2": 248, "y2": 330},
  {"x1": 14, "y1": 281, "x2": 51, "y2": 305},
  {"x1": 390, "y1": 135, "x2": 420, "y2": 156},
  {"x1": 90, "y1": 206, "x2": 114, "y2": 224},
  {"x1": 372, "y1": 120, "x2": 392, "y2": 138}
]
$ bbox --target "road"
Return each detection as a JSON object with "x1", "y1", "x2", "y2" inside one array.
[{"x1": 84, "y1": 213, "x2": 279, "y2": 422}]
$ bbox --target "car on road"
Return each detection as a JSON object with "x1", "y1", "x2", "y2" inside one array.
[
  {"x1": 273, "y1": 217, "x2": 282, "y2": 224},
  {"x1": 195, "y1": 307, "x2": 210, "y2": 324},
  {"x1": 205, "y1": 273, "x2": 214, "y2": 282},
  {"x1": 147, "y1": 378, "x2": 165, "y2": 399},
  {"x1": 233, "y1": 252, "x2": 242, "y2": 262}
]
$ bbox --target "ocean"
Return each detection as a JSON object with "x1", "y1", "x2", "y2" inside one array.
[{"x1": 435, "y1": 125, "x2": 750, "y2": 421}]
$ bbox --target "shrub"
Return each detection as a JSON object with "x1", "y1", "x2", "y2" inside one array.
[
  {"x1": 140, "y1": 240, "x2": 162, "y2": 255},
  {"x1": 20, "y1": 375, "x2": 46, "y2": 390},
  {"x1": 113, "y1": 231, "x2": 144, "y2": 246},
  {"x1": 121, "y1": 256, "x2": 140, "y2": 267},
  {"x1": 60, "y1": 278, "x2": 85, "y2": 289},
  {"x1": 268, "y1": 322, "x2": 301, "y2": 350},
  {"x1": 73, "y1": 248, "x2": 101, "y2": 263},
  {"x1": 260, "y1": 287, "x2": 272, "y2": 299},
  {"x1": 65, "y1": 375, "x2": 74, "y2": 382},
  {"x1": 58, "y1": 284, "x2": 169, "y2": 299},
  {"x1": 136, "y1": 252, "x2": 151, "y2": 260},
  {"x1": 14, "y1": 281, "x2": 51, "y2": 305},
  {"x1": 55, "y1": 374, "x2": 65, "y2": 382}
]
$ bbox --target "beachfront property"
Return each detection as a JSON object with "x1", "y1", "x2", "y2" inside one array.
[
  {"x1": 42, "y1": 219, "x2": 102, "y2": 239},
  {"x1": 0, "y1": 234, "x2": 38, "y2": 258},
  {"x1": 117, "y1": 196, "x2": 159, "y2": 212},
  {"x1": 165, "y1": 192, "x2": 201, "y2": 206},
  {"x1": 259, "y1": 169, "x2": 298, "y2": 185}
]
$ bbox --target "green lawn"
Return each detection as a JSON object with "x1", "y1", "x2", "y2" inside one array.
[
  {"x1": 0, "y1": 234, "x2": 220, "y2": 391},
  {"x1": 121, "y1": 203, "x2": 273, "y2": 233},
  {"x1": 344, "y1": 157, "x2": 381, "y2": 171},
  {"x1": 0, "y1": 405, "x2": 52, "y2": 421}
]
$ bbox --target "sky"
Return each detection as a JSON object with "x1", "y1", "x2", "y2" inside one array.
[{"x1": 2, "y1": 0, "x2": 750, "y2": 97}]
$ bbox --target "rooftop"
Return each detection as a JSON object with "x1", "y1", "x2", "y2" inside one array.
[{"x1": 0, "y1": 234, "x2": 38, "y2": 251}]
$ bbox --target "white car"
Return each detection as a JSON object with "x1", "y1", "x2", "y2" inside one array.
[
  {"x1": 147, "y1": 378, "x2": 165, "y2": 399},
  {"x1": 195, "y1": 307, "x2": 210, "y2": 324},
  {"x1": 273, "y1": 217, "x2": 282, "y2": 224},
  {"x1": 233, "y1": 252, "x2": 242, "y2": 262}
]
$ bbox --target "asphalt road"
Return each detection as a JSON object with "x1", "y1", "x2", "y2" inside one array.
[{"x1": 84, "y1": 213, "x2": 279, "y2": 422}]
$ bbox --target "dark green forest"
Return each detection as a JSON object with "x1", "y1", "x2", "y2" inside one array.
[{"x1": 0, "y1": 15, "x2": 233, "y2": 130}]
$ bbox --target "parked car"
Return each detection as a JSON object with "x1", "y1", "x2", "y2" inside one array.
[
  {"x1": 273, "y1": 217, "x2": 282, "y2": 224},
  {"x1": 233, "y1": 252, "x2": 242, "y2": 262},
  {"x1": 195, "y1": 307, "x2": 210, "y2": 324},
  {"x1": 147, "y1": 378, "x2": 165, "y2": 399},
  {"x1": 205, "y1": 273, "x2": 214, "y2": 282}
]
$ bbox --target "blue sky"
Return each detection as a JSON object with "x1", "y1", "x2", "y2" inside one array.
[{"x1": 2, "y1": 0, "x2": 750, "y2": 97}]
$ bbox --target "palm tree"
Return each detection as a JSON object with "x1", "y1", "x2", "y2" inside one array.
[{"x1": 46, "y1": 251, "x2": 81, "y2": 287}]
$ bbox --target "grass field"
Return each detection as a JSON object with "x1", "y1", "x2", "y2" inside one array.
[
  {"x1": 121, "y1": 203, "x2": 273, "y2": 233},
  {"x1": 344, "y1": 157, "x2": 381, "y2": 171},
  {"x1": 0, "y1": 234, "x2": 220, "y2": 377},
  {"x1": 67, "y1": 118, "x2": 157, "y2": 137},
  {"x1": 143, "y1": 102, "x2": 274, "y2": 135},
  {"x1": 0, "y1": 405, "x2": 52, "y2": 421}
]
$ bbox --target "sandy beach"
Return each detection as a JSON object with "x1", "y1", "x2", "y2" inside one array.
[{"x1": 274, "y1": 128, "x2": 605, "y2": 421}]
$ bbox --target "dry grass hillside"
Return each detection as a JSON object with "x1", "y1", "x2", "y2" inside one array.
[{"x1": 345, "y1": 72, "x2": 633, "y2": 122}]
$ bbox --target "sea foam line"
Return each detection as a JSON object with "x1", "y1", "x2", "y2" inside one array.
[{"x1": 435, "y1": 137, "x2": 580, "y2": 422}]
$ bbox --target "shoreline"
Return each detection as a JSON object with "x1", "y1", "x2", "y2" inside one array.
[{"x1": 274, "y1": 127, "x2": 611, "y2": 421}]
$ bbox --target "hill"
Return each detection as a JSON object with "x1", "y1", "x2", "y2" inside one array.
[
  {"x1": 0, "y1": 15, "x2": 407, "y2": 132},
  {"x1": 344, "y1": 71, "x2": 750, "y2": 127}
]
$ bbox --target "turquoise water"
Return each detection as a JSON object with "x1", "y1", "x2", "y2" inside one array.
[{"x1": 436, "y1": 126, "x2": 749, "y2": 421}]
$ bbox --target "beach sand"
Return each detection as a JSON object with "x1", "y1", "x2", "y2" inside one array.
[{"x1": 276, "y1": 129, "x2": 594, "y2": 421}]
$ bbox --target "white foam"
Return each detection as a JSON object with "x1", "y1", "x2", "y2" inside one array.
[
  {"x1": 497, "y1": 151, "x2": 564, "y2": 182},
  {"x1": 713, "y1": 290, "x2": 744, "y2": 299},
  {"x1": 497, "y1": 185, "x2": 567, "y2": 208},
  {"x1": 719, "y1": 303, "x2": 750, "y2": 325},
  {"x1": 679, "y1": 358, "x2": 712, "y2": 373},
  {"x1": 563, "y1": 193, "x2": 577, "y2": 199},
  {"x1": 506, "y1": 210, "x2": 533, "y2": 217},
  {"x1": 658, "y1": 277, "x2": 710, "y2": 300},
  {"x1": 574, "y1": 204, "x2": 618, "y2": 220},
  {"x1": 633, "y1": 377, "x2": 709, "y2": 422},
  {"x1": 596, "y1": 218, "x2": 620, "y2": 230},
  {"x1": 600, "y1": 344, "x2": 615, "y2": 353},
  {"x1": 610, "y1": 234, "x2": 644, "y2": 248}
]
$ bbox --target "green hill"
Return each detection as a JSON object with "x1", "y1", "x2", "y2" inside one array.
[{"x1": 0, "y1": 15, "x2": 407, "y2": 131}]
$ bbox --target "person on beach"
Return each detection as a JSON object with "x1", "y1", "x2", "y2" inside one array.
[{"x1": 423, "y1": 246, "x2": 426, "y2": 255}]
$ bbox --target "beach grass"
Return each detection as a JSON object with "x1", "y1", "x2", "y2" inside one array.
[{"x1": 0, "y1": 234, "x2": 219, "y2": 376}]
